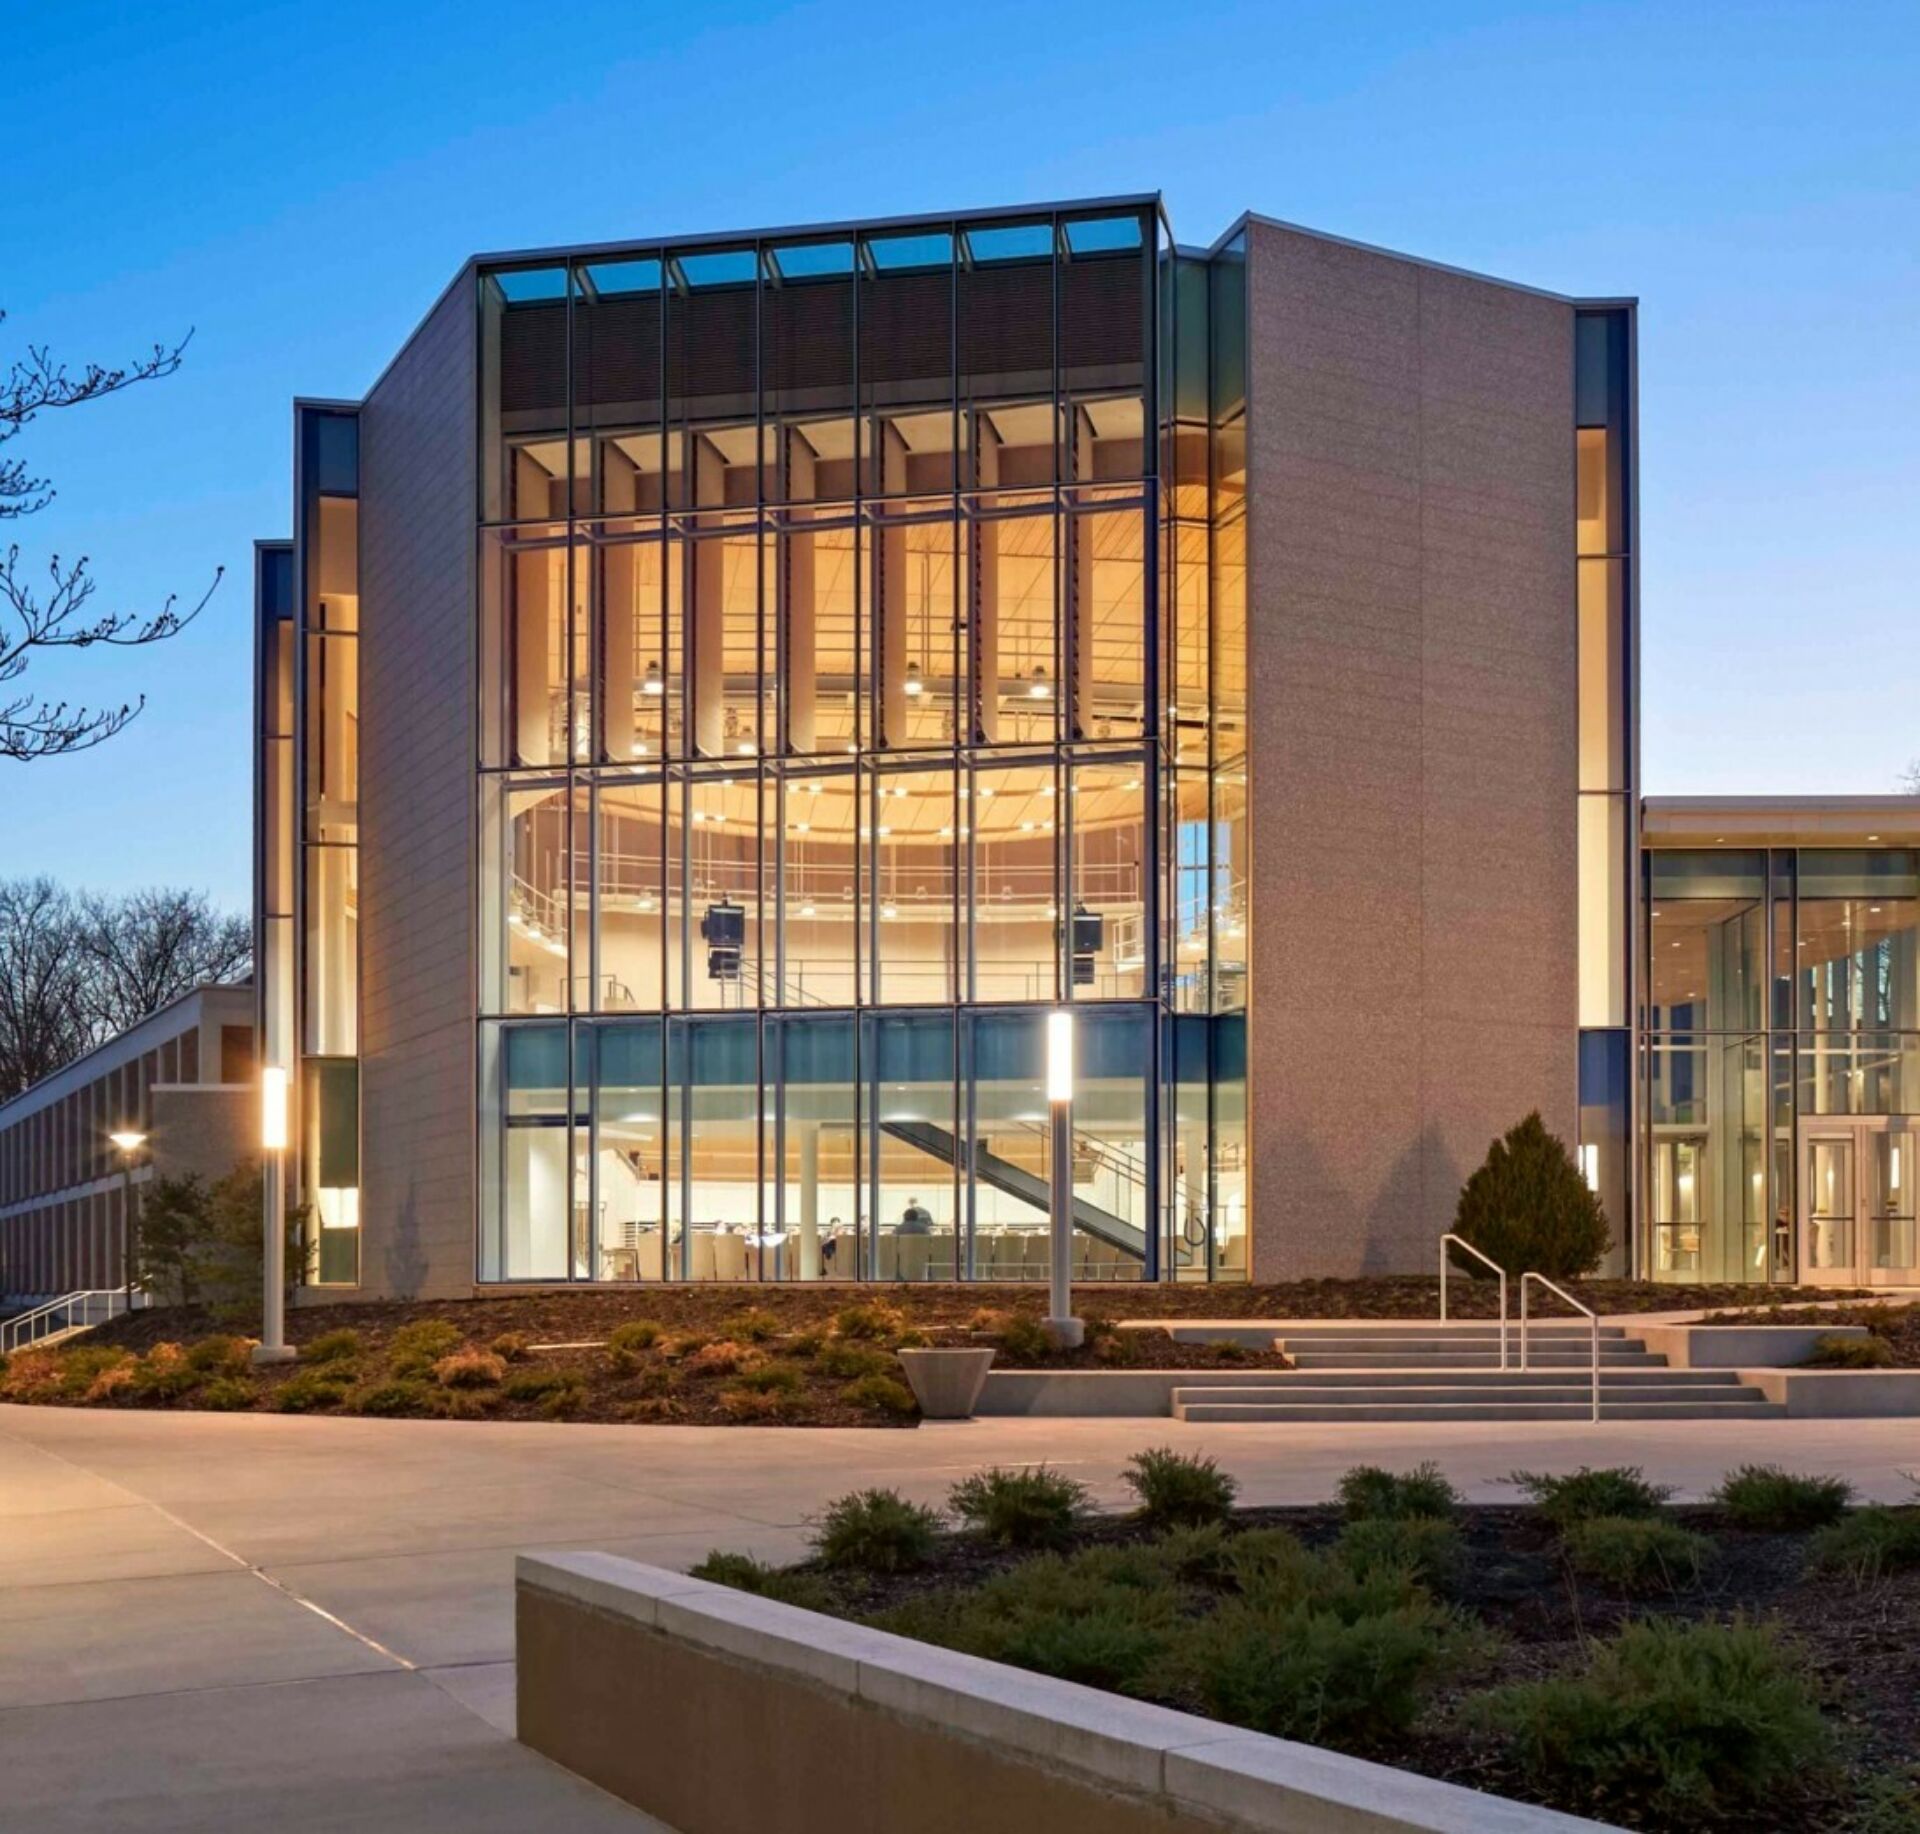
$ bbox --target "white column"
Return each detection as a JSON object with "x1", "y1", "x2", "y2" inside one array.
[{"x1": 798, "y1": 1122, "x2": 821, "y2": 1280}]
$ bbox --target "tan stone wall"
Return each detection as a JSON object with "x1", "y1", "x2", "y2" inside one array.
[
  {"x1": 1244, "y1": 224, "x2": 1577, "y2": 1278},
  {"x1": 150, "y1": 1085, "x2": 254, "y2": 1189},
  {"x1": 356, "y1": 278, "x2": 478, "y2": 1298}
]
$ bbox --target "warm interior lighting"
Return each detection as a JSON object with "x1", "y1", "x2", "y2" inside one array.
[
  {"x1": 903, "y1": 661, "x2": 924, "y2": 697},
  {"x1": 1046, "y1": 1009, "x2": 1074, "y2": 1105},
  {"x1": 1028, "y1": 666, "x2": 1051, "y2": 700},
  {"x1": 641, "y1": 660, "x2": 665, "y2": 696},
  {"x1": 261, "y1": 1066, "x2": 290, "y2": 1153}
]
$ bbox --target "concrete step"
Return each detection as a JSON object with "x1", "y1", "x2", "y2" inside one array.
[
  {"x1": 1174, "y1": 1369, "x2": 1744, "y2": 1392},
  {"x1": 1274, "y1": 1333, "x2": 1638, "y2": 1351},
  {"x1": 1284, "y1": 1350, "x2": 1666, "y2": 1370},
  {"x1": 1174, "y1": 1397, "x2": 1788, "y2": 1423},
  {"x1": 1175, "y1": 1383, "x2": 1764, "y2": 1406}
]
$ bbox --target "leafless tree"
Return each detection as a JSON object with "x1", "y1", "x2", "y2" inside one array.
[
  {"x1": 77, "y1": 887, "x2": 251, "y2": 1039},
  {"x1": 1, "y1": 311, "x2": 221, "y2": 760},
  {"x1": 0, "y1": 879, "x2": 250, "y2": 1100},
  {"x1": 0, "y1": 878, "x2": 90, "y2": 1099},
  {"x1": 1901, "y1": 759, "x2": 1920, "y2": 796}
]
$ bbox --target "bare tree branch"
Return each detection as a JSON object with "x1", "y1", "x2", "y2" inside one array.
[{"x1": 0, "y1": 309, "x2": 215, "y2": 759}]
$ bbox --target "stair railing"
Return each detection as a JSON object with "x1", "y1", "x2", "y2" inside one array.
[
  {"x1": 1438, "y1": 1234, "x2": 1509, "y2": 1370},
  {"x1": 1, "y1": 1288, "x2": 145, "y2": 1354},
  {"x1": 1519, "y1": 1272, "x2": 1600, "y2": 1424}
]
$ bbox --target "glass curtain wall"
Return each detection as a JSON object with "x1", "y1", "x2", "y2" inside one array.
[
  {"x1": 295, "y1": 406, "x2": 361, "y2": 1284},
  {"x1": 1642, "y1": 846, "x2": 1920, "y2": 1283},
  {"x1": 1576, "y1": 310, "x2": 1634, "y2": 1265},
  {"x1": 476, "y1": 204, "x2": 1253, "y2": 1283}
]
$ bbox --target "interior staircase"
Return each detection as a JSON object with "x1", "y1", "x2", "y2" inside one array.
[{"x1": 1163, "y1": 1322, "x2": 1786, "y2": 1423}]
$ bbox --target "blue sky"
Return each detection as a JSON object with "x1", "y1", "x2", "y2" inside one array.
[{"x1": 3, "y1": 0, "x2": 1916, "y2": 911}]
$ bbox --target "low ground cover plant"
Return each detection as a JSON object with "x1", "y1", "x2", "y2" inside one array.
[
  {"x1": 1562, "y1": 1515, "x2": 1714, "y2": 1595},
  {"x1": 947, "y1": 1465, "x2": 1090, "y2": 1549},
  {"x1": 1475, "y1": 1617, "x2": 1833, "y2": 1822},
  {"x1": 1122, "y1": 1446, "x2": 1239, "y2": 1527},
  {"x1": 1510, "y1": 1465, "x2": 1673, "y2": 1528},
  {"x1": 1808, "y1": 1506, "x2": 1920, "y2": 1584},
  {"x1": 686, "y1": 1452, "x2": 1920, "y2": 1827},
  {"x1": 1804, "y1": 1332, "x2": 1895, "y2": 1369},
  {"x1": 810, "y1": 1488, "x2": 942, "y2": 1573},
  {"x1": 1712, "y1": 1464, "x2": 1854, "y2": 1532},
  {"x1": 1337, "y1": 1462, "x2": 1459, "y2": 1521}
]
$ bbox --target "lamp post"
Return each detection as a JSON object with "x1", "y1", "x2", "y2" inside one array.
[
  {"x1": 252, "y1": 1066, "x2": 297, "y2": 1366},
  {"x1": 108, "y1": 1129, "x2": 147, "y2": 1319},
  {"x1": 1043, "y1": 1009, "x2": 1083, "y2": 1349}
]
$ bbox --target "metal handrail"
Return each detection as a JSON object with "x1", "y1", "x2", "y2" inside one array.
[
  {"x1": 1519, "y1": 1272, "x2": 1600, "y2": 1425},
  {"x1": 1, "y1": 1288, "x2": 145, "y2": 1354},
  {"x1": 1438, "y1": 1233, "x2": 1509, "y2": 1369}
]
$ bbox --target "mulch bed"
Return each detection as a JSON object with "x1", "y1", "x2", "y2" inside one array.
[
  {"x1": 781, "y1": 1501, "x2": 1920, "y2": 1832},
  {"x1": 16, "y1": 1276, "x2": 1862, "y2": 1428}
]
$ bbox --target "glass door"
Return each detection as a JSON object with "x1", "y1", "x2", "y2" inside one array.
[
  {"x1": 1801, "y1": 1131, "x2": 1855, "y2": 1280},
  {"x1": 1800, "y1": 1120, "x2": 1920, "y2": 1285},
  {"x1": 1869, "y1": 1126, "x2": 1917, "y2": 1279}
]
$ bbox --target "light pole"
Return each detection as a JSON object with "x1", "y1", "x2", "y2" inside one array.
[
  {"x1": 108, "y1": 1129, "x2": 147, "y2": 1319},
  {"x1": 1043, "y1": 1010, "x2": 1083, "y2": 1349},
  {"x1": 252, "y1": 1065, "x2": 297, "y2": 1365}
]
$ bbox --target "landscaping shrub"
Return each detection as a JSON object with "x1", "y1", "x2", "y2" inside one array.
[
  {"x1": 1122, "y1": 1446, "x2": 1239, "y2": 1528},
  {"x1": 302, "y1": 1329, "x2": 364, "y2": 1365},
  {"x1": 843, "y1": 1373, "x2": 917, "y2": 1415},
  {"x1": 197, "y1": 1376, "x2": 257, "y2": 1411},
  {"x1": 781, "y1": 1329, "x2": 826, "y2": 1359},
  {"x1": 432, "y1": 1348, "x2": 506, "y2": 1389},
  {"x1": 608, "y1": 1320, "x2": 662, "y2": 1353},
  {"x1": 731, "y1": 1360, "x2": 804, "y2": 1396},
  {"x1": 962, "y1": 1593, "x2": 1178, "y2": 1692},
  {"x1": 349, "y1": 1379, "x2": 436, "y2": 1418},
  {"x1": 1808, "y1": 1507, "x2": 1920, "y2": 1584},
  {"x1": 82, "y1": 1359, "x2": 138, "y2": 1403},
  {"x1": 1712, "y1": 1463, "x2": 1855, "y2": 1531},
  {"x1": 689, "y1": 1551, "x2": 827, "y2": 1608},
  {"x1": 1451, "y1": 1110, "x2": 1609, "y2": 1279},
  {"x1": 1336, "y1": 1462, "x2": 1459, "y2": 1522},
  {"x1": 814, "y1": 1341, "x2": 889, "y2": 1380},
  {"x1": 127, "y1": 1343, "x2": 199, "y2": 1401},
  {"x1": 685, "y1": 1340, "x2": 748, "y2": 1377},
  {"x1": 537, "y1": 1376, "x2": 588, "y2": 1419},
  {"x1": 1475, "y1": 1617, "x2": 1833, "y2": 1820},
  {"x1": 727, "y1": 1308, "x2": 781, "y2": 1344},
  {"x1": 1803, "y1": 1332, "x2": 1895, "y2": 1369},
  {"x1": 664, "y1": 1332, "x2": 712, "y2": 1360},
  {"x1": 947, "y1": 1466, "x2": 1090, "y2": 1549},
  {"x1": 1170, "y1": 1594, "x2": 1462, "y2": 1749},
  {"x1": 719, "y1": 1386, "x2": 799, "y2": 1421},
  {"x1": 1150, "y1": 1523, "x2": 1234, "y2": 1586},
  {"x1": 1854, "y1": 1771, "x2": 1920, "y2": 1834},
  {"x1": 501, "y1": 1366, "x2": 572, "y2": 1402},
  {"x1": 1562, "y1": 1516, "x2": 1714, "y2": 1594},
  {"x1": 387, "y1": 1319, "x2": 463, "y2": 1376},
  {"x1": 185, "y1": 1336, "x2": 253, "y2": 1378},
  {"x1": 994, "y1": 1312, "x2": 1054, "y2": 1361},
  {"x1": 1335, "y1": 1517, "x2": 1466, "y2": 1594},
  {"x1": 896, "y1": 1546, "x2": 1189, "y2": 1693},
  {"x1": 0, "y1": 1349, "x2": 60, "y2": 1401},
  {"x1": 272, "y1": 1368, "x2": 352, "y2": 1413},
  {"x1": 1510, "y1": 1466, "x2": 1672, "y2": 1528},
  {"x1": 57, "y1": 1344, "x2": 130, "y2": 1400},
  {"x1": 489, "y1": 1332, "x2": 530, "y2": 1362},
  {"x1": 832, "y1": 1303, "x2": 901, "y2": 1342},
  {"x1": 811, "y1": 1488, "x2": 942, "y2": 1572}
]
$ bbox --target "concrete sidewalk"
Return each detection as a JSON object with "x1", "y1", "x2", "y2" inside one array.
[{"x1": 5, "y1": 1405, "x2": 1919, "y2": 1830}]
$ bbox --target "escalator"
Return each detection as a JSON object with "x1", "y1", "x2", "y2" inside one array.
[{"x1": 877, "y1": 1118, "x2": 1147, "y2": 1262}]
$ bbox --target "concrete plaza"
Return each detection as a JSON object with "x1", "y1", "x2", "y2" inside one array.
[{"x1": 5, "y1": 1403, "x2": 1919, "y2": 1830}]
